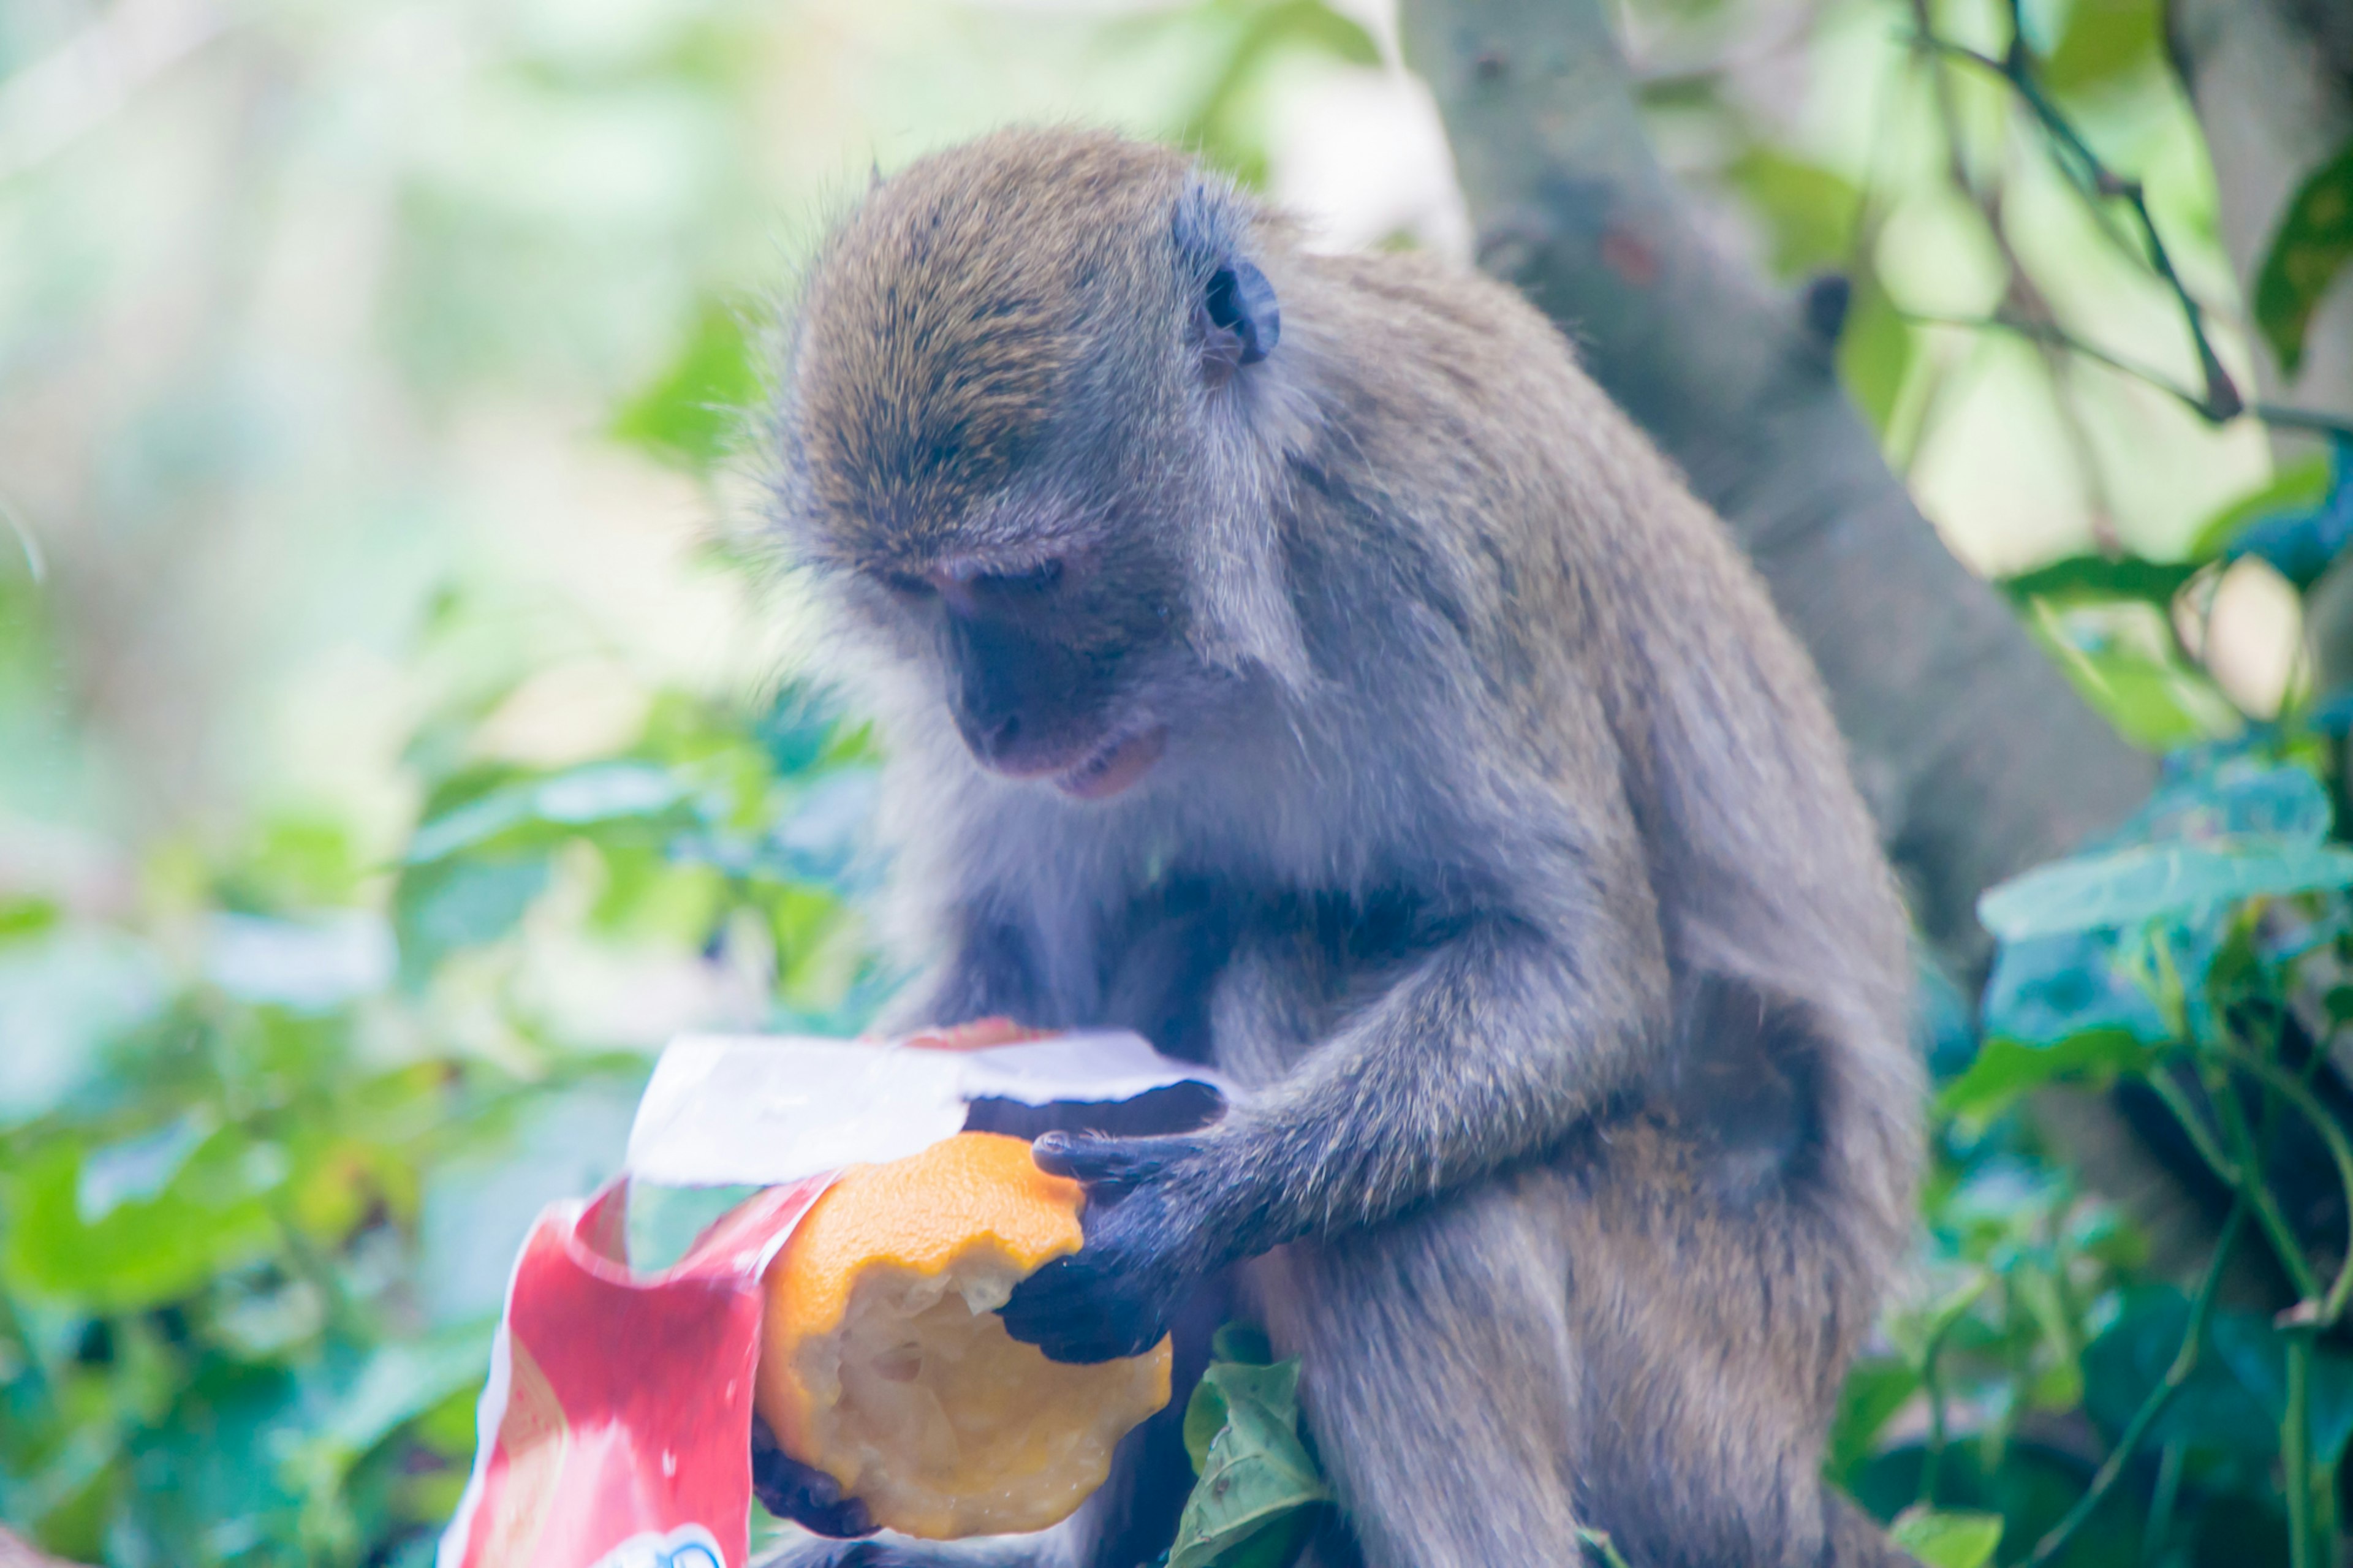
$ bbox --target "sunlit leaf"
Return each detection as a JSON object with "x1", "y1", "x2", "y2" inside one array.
[
  {"x1": 2254, "y1": 142, "x2": 2353, "y2": 376},
  {"x1": 610, "y1": 297, "x2": 762, "y2": 474},
  {"x1": 1723, "y1": 148, "x2": 1860, "y2": 279},
  {"x1": 2028, "y1": 607, "x2": 2239, "y2": 749},
  {"x1": 2037, "y1": 0, "x2": 2160, "y2": 93},
  {"x1": 1978, "y1": 839, "x2": 2353, "y2": 941},
  {"x1": 403, "y1": 762, "x2": 691, "y2": 865},
  {"x1": 0, "y1": 895, "x2": 60, "y2": 943},
  {"x1": 203, "y1": 912, "x2": 395, "y2": 1012},
  {"x1": 4, "y1": 1134, "x2": 281, "y2": 1311},
  {"x1": 1888, "y1": 1506, "x2": 2002, "y2": 1568}
]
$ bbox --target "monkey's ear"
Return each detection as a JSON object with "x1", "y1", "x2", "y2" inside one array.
[
  {"x1": 1175, "y1": 176, "x2": 1279, "y2": 379},
  {"x1": 1202, "y1": 259, "x2": 1279, "y2": 369}
]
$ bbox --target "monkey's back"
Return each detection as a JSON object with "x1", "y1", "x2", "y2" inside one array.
[{"x1": 1279, "y1": 244, "x2": 1921, "y2": 1256}]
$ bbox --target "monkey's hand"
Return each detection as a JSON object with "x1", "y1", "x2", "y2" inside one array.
[
  {"x1": 997, "y1": 1131, "x2": 1218, "y2": 1365},
  {"x1": 751, "y1": 1417, "x2": 876, "y2": 1539}
]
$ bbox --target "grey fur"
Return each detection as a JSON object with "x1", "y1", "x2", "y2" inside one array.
[{"x1": 757, "y1": 127, "x2": 1923, "y2": 1568}]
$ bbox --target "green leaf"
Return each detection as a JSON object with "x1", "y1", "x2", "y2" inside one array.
[
  {"x1": 0, "y1": 895, "x2": 60, "y2": 944},
  {"x1": 2187, "y1": 457, "x2": 2333, "y2": 561},
  {"x1": 610, "y1": 297, "x2": 762, "y2": 473},
  {"x1": 1837, "y1": 273, "x2": 1914, "y2": 441},
  {"x1": 392, "y1": 854, "x2": 551, "y2": 988},
  {"x1": 1177, "y1": 0, "x2": 1380, "y2": 177},
  {"x1": 1977, "y1": 839, "x2": 2353, "y2": 941},
  {"x1": 327, "y1": 1330, "x2": 493, "y2": 1456},
  {"x1": 1980, "y1": 932, "x2": 2168, "y2": 1050},
  {"x1": 1999, "y1": 555, "x2": 2196, "y2": 609},
  {"x1": 2255, "y1": 142, "x2": 2353, "y2": 376},
  {"x1": 2037, "y1": 0, "x2": 2160, "y2": 93},
  {"x1": 2028, "y1": 610, "x2": 2237, "y2": 750},
  {"x1": 1722, "y1": 148, "x2": 1861, "y2": 279},
  {"x1": 2221, "y1": 439, "x2": 2353, "y2": 588},
  {"x1": 2083, "y1": 1289, "x2": 2278, "y2": 1460},
  {"x1": 1169, "y1": 1358, "x2": 1329, "y2": 1568},
  {"x1": 1825, "y1": 1360, "x2": 1919, "y2": 1483},
  {"x1": 1934, "y1": 1029, "x2": 2157, "y2": 1121},
  {"x1": 1887, "y1": 1506, "x2": 2003, "y2": 1568},
  {"x1": 1183, "y1": 1372, "x2": 1230, "y2": 1477},
  {"x1": 403, "y1": 761, "x2": 691, "y2": 865},
  {"x1": 4, "y1": 1133, "x2": 281, "y2": 1311}
]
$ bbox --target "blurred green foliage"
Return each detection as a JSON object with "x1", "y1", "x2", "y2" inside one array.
[{"x1": 4, "y1": 0, "x2": 2353, "y2": 1562}]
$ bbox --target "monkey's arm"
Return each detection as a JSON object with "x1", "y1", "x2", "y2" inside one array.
[{"x1": 1003, "y1": 829, "x2": 1672, "y2": 1362}]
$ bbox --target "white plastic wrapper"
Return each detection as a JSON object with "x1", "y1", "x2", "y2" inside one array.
[{"x1": 624, "y1": 1029, "x2": 1237, "y2": 1187}]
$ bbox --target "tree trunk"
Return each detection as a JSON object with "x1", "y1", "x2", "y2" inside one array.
[
  {"x1": 1396, "y1": 0, "x2": 2157, "y2": 980},
  {"x1": 2169, "y1": 0, "x2": 2353, "y2": 689}
]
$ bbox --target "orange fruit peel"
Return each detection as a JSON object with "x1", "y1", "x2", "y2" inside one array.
[{"x1": 756, "y1": 1132, "x2": 1173, "y2": 1539}]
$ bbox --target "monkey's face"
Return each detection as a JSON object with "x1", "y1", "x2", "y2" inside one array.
[
  {"x1": 775, "y1": 130, "x2": 1289, "y2": 803},
  {"x1": 862, "y1": 540, "x2": 1197, "y2": 801}
]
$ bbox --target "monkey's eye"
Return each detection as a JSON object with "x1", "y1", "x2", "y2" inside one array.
[
  {"x1": 876, "y1": 569, "x2": 934, "y2": 599},
  {"x1": 981, "y1": 558, "x2": 1065, "y2": 593}
]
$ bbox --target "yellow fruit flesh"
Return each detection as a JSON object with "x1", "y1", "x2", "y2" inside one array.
[
  {"x1": 795, "y1": 1248, "x2": 1170, "y2": 1538},
  {"x1": 757, "y1": 1133, "x2": 1172, "y2": 1540}
]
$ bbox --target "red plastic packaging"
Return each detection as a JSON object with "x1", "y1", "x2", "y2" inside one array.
[{"x1": 436, "y1": 1176, "x2": 830, "y2": 1568}]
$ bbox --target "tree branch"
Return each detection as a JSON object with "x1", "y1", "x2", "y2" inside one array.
[{"x1": 1395, "y1": 0, "x2": 2156, "y2": 972}]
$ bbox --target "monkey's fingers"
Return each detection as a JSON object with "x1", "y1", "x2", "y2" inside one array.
[
  {"x1": 751, "y1": 1417, "x2": 877, "y2": 1538},
  {"x1": 1028, "y1": 1131, "x2": 1195, "y2": 1194},
  {"x1": 997, "y1": 1256, "x2": 1158, "y2": 1365}
]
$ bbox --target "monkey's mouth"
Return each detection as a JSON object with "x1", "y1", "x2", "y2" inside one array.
[{"x1": 1054, "y1": 724, "x2": 1168, "y2": 800}]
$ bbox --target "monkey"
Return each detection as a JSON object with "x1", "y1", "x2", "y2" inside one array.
[{"x1": 749, "y1": 126, "x2": 1925, "y2": 1568}]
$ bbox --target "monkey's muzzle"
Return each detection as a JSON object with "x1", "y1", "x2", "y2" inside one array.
[{"x1": 1051, "y1": 723, "x2": 1167, "y2": 801}]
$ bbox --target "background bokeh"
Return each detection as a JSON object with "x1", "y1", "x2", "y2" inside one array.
[{"x1": 0, "y1": 0, "x2": 2343, "y2": 1562}]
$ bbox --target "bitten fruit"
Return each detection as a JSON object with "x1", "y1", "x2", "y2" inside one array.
[{"x1": 755, "y1": 1132, "x2": 1173, "y2": 1539}]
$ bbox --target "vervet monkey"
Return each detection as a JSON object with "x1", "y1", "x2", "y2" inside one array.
[{"x1": 755, "y1": 126, "x2": 1922, "y2": 1568}]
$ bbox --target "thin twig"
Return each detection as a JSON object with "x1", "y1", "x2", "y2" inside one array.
[
  {"x1": 1919, "y1": 34, "x2": 2240, "y2": 411},
  {"x1": 1904, "y1": 311, "x2": 2353, "y2": 439},
  {"x1": 2136, "y1": 1065, "x2": 2243, "y2": 1188},
  {"x1": 2022, "y1": 1203, "x2": 2248, "y2": 1568},
  {"x1": 1906, "y1": 0, "x2": 2125, "y2": 538},
  {"x1": 1902, "y1": 10, "x2": 2353, "y2": 441},
  {"x1": 2203, "y1": 1057, "x2": 2325, "y2": 1303},
  {"x1": 2142, "y1": 1440, "x2": 2184, "y2": 1567},
  {"x1": 2222, "y1": 1051, "x2": 2353, "y2": 1325},
  {"x1": 2286, "y1": 1334, "x2": 2317, "y2": 1568}
]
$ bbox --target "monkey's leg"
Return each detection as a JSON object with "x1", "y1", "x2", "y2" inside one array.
[
  {"x1": 1251, "y1": 1123, "x2": 1906, "y2": 1568},
  {"x1": 1245, "y1": 1170, "x2": 1587, "y2": 1568},
  {"x1": 1552, "y1": 1118, "x2": 1902, "y2": 1568}
]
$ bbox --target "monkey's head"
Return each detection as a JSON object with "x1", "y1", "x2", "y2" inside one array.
[{"x1": 771, "y1": 128, "x2": 1304, "y2": 802}]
